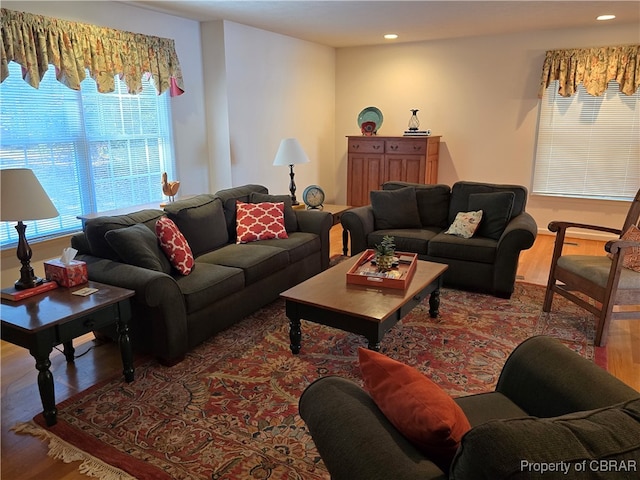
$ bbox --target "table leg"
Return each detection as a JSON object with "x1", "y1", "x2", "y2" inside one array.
[
  {"x1": 342, "y1": 228, "x2": 349, "y2": 256},
  {"x1": 116, "y1": 305, "x2": 135, "y2": 383},
  {"x1": 367, "y1": 338, "x2": 381, "y2": 351},
  {"x1": 62, "y1": 340, "x2": 75, "y2": 363},
  {"x1": 33, "y1": 349, "x2": 57, "y2": 426},
  {"x1": 429, "y1": 288, "x2": 441, "y2": 318},
  {"x1": 289, "y1": 317, "x2": 302, "y2": 354}
]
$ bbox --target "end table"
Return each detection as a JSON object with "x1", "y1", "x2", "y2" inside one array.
[{"x1": 1, "y1": 281, "x2": 135, "y2": 426}]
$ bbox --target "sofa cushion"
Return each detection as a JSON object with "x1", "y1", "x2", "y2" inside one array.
[
  {"x1": 196, "y1": 243, "x2": 289, "y2": 285},
  {"x1": 368, "y1": 228, "x2": 440, "y2": 255},
  {"x1": 468, "y1": 192, "x2": 515, "y2": 240},
  {"x1": 84, "y1": 209, "x2": 165, "y2": 260},
  {"x1": 216, "y1": 184, "x2": 269, "y2": 242},
  {"x1": 163, "y1": 195, "x2": 228, "y2": 257},
  {"x1": 449, "y1": 181, "x2": 528, "y2": 224},
  {"x1": 236, "y1": 201, "x2": 288, "y2": 243},
  {"x1": 450, "y1": 398, "x2": 640, "y2": 480},
  {"x1": 104, "y1": 223, "x2": 171, "y2": 274},
  {"x1": 383, "y1": 182, "x2": 451, "y2": 228},
  {"x1": 358, "y1": 348, "x2": 471, "y2": 470},
  {"x1": 428, "y1": 233, "x2": 497, "y2": 264},
  {"x1": 155, "y1": 217, "x2": 194, "y2": 275},
  {"x1": 173, "y1": 263, "x2": 244, "y2": 314},
  {"x1": 445, "y1": 211, "x2": 483, "y2": 239},
  {"x1": 371, "y1": 187, "x2": 422, "y2": 229},
  {"x1": 250, "y1": 192, "x2": 298, "y2": 233},
  {"x1": 250, "y1": 232, "x2": 320, "y2": 264}
]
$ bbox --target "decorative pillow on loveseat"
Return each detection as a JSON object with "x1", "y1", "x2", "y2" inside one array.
[
  {"x1": 236, "y1": 201, "x2": 288, "y2": 243},
  {"x1": 445, "y1": 211, "x2": 483, "y2": 239},
  {"x1": 449, "y1": 398, "x2": 640, "y2": 480},
  {"x1": 358, "y1": 348, "x2": 471, "y2": 470},
  {"x1": 105, "y1": 223, "x2": 172, "y2": 274},
  {"x1": 370, "y1": 186, "x2": 422, "y2": 229}
]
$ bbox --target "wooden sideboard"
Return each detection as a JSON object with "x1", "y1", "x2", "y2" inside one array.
[{"x1": 347, "y1": 135, "x2": 441, "y2": 207}]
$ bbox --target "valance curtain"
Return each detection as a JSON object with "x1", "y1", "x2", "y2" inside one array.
[
  {"x1": 0, "y1": 8, "x2": 185, "y2": 96},
  {"x1": 539, "y1": 44, "x2": 639, "y2": 98}
]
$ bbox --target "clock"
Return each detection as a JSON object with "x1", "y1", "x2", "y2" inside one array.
[{"x1": 302, "y1": 185, "x2": 325, "y2": 209}]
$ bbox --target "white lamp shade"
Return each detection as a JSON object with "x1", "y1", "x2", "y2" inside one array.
[
  {"x1": 272, "y1": 138, "x2": 310, "y2": 166},
  {"x1": 1, "y1": 168, "x2": 59, "y2": 221}
]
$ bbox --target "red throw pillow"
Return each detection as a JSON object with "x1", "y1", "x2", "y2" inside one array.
[
  {"x1": 236, "y1": 201, "x2": 288, "y2": 244},
  {"x1": 358, "y1": 348, "x2": 471, "y2": 469},
  {"x1": 155, "y1": 217, "x2": 194, "y2": 275}
]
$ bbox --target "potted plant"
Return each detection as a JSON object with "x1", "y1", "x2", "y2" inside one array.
[{"x1": 374, "y1": 235, "x2": 396, "y2": 272}]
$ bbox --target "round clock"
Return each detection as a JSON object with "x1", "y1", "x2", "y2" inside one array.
[{"x1": 302, "y1": 185, "x2": 325, "y2": 209}]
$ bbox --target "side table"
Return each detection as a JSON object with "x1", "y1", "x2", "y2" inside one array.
[
  {"x1": 297, "y1": 204, "x2": 352, "y2": 255},
  {"x1": 1, "y1": 281, "x2": 135, "y2": 426}
]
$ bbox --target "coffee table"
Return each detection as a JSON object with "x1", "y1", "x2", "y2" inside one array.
[
  {"x1": 1, "y1": 281, "x2": 135, "y2": 426},
  {"x1": 280, "y1": 255, "x2": 448, "y2": 353}
]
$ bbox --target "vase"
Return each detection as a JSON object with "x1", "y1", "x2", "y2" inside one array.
[{"x1": 408, "y1": 109, "x2": 420, "y2": 131}]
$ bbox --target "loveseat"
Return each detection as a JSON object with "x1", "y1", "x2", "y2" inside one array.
[
  {"x1": 341, "y1": 181, "x2": 538, "y2": 298},
  {"x1": 71, "y1": 184, "x2": 332, "y2": 365},
  {"x1": 299, "y1": 336, "x2": 640, "y2": 480}
]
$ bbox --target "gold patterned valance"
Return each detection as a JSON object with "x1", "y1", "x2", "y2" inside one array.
[
  {"x1": 0, "y1": 8, "x2": 184, "y2": 96},
  {"x1": 539, "y1": 44, "x2": 639, "y2": 98}
]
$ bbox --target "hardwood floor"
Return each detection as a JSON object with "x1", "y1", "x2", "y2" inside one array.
[{"x1": 1, "y1": 227, "x2": 638, "y2": 479}]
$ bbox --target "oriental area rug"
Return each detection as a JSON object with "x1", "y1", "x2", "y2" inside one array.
[{"x1": 13, "y1": 282, "x2": 605, "y2": 480}]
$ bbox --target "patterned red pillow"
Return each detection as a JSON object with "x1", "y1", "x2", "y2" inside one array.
[
  {"x1": 236, "y1": 201, "x2": 288, "y2": 244},
  {"x1": 155, "y1": 217, "x2": 194, "y2": 275}
]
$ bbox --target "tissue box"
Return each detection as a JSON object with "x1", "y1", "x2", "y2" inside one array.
[{"x1": 44, "y1": 259, "x2": 88, "y2": 287}]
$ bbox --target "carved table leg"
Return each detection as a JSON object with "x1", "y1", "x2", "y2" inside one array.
[
  {"x1": 33, "y1": 350, "x2": 57, "y2": 426},
  {"x1": 62, "y1": 340, "x2": 75, "y2": 363},
  {"x1": 289, "y1": 317, "x2": 302, "y2": 354},
  {"x1": 429, "y1": 288, "x2": 441, "y2": 318}
]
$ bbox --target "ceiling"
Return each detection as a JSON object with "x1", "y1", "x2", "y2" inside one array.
[{"x1": 123, "y1": 1, "x2": 640, "y2": 48}]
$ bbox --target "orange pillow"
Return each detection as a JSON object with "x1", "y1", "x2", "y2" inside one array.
[
  {"x1": 236, "y1": 201, "x2": 288, "y2": 244},
  {"x1": 358, "y1": 348, "x2": 471, "y2": 468}
]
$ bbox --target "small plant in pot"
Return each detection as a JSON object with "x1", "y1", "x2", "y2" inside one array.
[{"x1": 374, "y1": 235, "x2": 396, "y2": 272}]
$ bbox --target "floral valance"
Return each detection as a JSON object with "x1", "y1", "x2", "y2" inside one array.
[
  {"x1": 0, "y1": 8, "x2": 184, "y2": 96},
  {"x1": 539, "y1": 44, "x2": 639, "y2": 98}
]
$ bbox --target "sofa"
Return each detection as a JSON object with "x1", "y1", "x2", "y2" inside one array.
[
  {"x1": 341, "y1": 181, "x2": 538, "y2": 298},
  {"x1": 71, "y1": 184, "x2": 333, "y2": 365},
  {"x1": 299, "y1": 336, "x2": 640, "y2": 480}
]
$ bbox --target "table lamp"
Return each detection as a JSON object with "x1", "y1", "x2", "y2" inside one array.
[
  {"x1": 1, "y1": 168, "x2": 59, "y2": 289},
  {"x1": 272, "y1": 138, "x2": 310, "y2": 205}
]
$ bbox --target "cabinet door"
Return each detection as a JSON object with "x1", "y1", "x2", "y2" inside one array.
[
  {"x1": 347, "y1": 153, "x2": 385, "y2": 207},
  {"x1": 385, "y1": 155, "x2": 425, "y2": 184}
]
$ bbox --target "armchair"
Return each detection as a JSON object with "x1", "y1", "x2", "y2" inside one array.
[{"x1": 542, "y1": 189, "x2": 640, "y2": 346}]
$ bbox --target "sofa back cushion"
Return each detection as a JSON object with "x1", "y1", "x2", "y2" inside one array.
[
  {"x1": 215, "y1": 184, "x2": 269, "y2": 242},
  {"x1": 164, "y1": 195, "x2": 228, "y2": 257},
  {"x1": 468, "y1": 191, "x2": 515, "y2": 240},
  {"x1": 383, "y1": 182, "x2": 451, "y2": 228},
  {"x1": 449, "y1": 398, "x2": 640, "y2": 480},
  {"x1": 449, "y1": 182, "x2": 527, "y2": 226},
  {"x1": 249, "y1": 192, "x2": 298, "y2": 233},
  {"x1": 104, "y1": 223, "x2": 172, "y2": 273},
  {"x1": 84, "y1": 209, "x2": 165, "y2": 260},
  {"x1": 371, "y1": 186, "x2": 422, "y2": 229}
]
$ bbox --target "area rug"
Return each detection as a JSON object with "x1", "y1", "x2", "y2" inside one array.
[{"x1": 13, "y1": 282, "x2": 605, "y2": 480}]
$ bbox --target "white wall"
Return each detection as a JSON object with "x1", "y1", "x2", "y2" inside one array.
[{"x1": 335, "y1": 22, "x2": 639, "y2": 239}]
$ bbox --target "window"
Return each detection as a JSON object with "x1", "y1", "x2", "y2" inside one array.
[
  {"x1": 533, "y1": 80, "x2": 639, "y2": 202},
  {"x1": 1, "y1": 62, "x2": 175, "y2": 248}
]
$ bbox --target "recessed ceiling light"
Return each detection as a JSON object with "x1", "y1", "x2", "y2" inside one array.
[
  {"x1": 596, "y1": 14, "x2": 616, "y2": 21},
  {"x1": 384, "y1": 34, "x2": 398, "y2": 40}
]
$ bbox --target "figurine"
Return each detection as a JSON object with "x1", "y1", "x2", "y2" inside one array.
[{"x1": 161, "y1": 172, "x2": 180, "y2": 202}]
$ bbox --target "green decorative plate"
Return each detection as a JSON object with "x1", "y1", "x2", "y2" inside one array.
[{"x1": 357, "y1": 106, "x2": 383, "y2": 133}]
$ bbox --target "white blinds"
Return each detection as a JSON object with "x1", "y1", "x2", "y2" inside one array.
[{"x1": 533, "y1": 80, "x2": 639, "y2": 202}]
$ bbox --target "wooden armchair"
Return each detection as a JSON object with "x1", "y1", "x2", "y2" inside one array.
[{"x1": 543, "y1": 189, "x2": 640, "y2": 346}]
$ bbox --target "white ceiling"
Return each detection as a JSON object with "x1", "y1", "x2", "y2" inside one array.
[{"x1": 123, "y1": 1, "x2": 640, "y2": 47}]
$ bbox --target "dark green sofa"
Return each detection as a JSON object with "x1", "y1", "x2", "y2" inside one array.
[
  {"x1": 299, "y1": 336, "x2": 640, "y2": 480},
  {"x1": 71, "y1": 184, "x2": 332, "y2": 365},
  {"x1": 341, "y1": 181, "x2": 538, "y2": 298}
]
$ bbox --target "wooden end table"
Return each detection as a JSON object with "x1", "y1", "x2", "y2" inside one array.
[
  {"x1": 281, "y1": 255, "x2": 448, "y2": 353},
  {"x1": 296, "y1": 203, "x2": 352, "y2": 255},
  {"x1": 1, "y1": 281, "x2": 135, "y2": 426}
]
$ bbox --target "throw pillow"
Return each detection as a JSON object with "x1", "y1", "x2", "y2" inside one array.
[
  {"x1": 468, "y1": 192, "x2": 515, "y2": 240},
  {"x1": 370, "y1": 187, "x2": 422, "y2": 230},
  {"x1": 608, "y1": 225, "x2": 640, "y2": 272},
  {"x1": 358, "y1": 348, "x2": 471, "y2": 469},
  {"x1": 249, "y1": 192, "x2": 298, "y2": 233},
  {"x1": 155, "y1": 217, "x2": 194, "y2": 275},
  {"x1": 105, "y1": 223, "x2": 172, "y2": 274},
  {"x1": 236, "y1": 201, "x2": 288, "y2": 244},
  {"x1": 445, "y1": 211, "x2": 483, "y2": 239}
]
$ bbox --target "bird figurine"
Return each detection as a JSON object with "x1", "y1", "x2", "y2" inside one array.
[{"x1": 161, "y1": 172, "x2": 180, "y2": 202}]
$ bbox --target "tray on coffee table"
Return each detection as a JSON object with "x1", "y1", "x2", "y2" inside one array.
[{"x1": 346, "y1": 249, "x2": 417, "y2": 290}]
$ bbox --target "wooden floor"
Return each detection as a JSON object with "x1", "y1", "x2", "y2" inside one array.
[{"x1": 1, "y1": 227, "x2": 638, "y2": 479}]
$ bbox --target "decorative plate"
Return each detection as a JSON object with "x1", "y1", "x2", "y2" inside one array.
[{"x1": 357, "y1": 106, "x2": 383, "y2": 134}]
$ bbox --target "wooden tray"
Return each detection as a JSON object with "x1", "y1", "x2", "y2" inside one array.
[{"x1": 346, "y1": 249, "x2": 417, "y2": 290}]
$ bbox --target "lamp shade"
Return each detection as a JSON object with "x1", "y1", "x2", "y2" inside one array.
[
  {"x1": 1, "y1": 168, "x2": 59, "y2": 221},
  {"x1": 272, "y1": 138, "x2": 310, "y2": 166}
]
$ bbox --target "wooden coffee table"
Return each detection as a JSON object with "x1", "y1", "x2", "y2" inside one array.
[{"x1": 281, "y1": 256, "x2": 448, "y2": 353}]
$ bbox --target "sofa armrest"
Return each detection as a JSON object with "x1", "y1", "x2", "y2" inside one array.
[
  {"x1": 341, "y1": 206, "x2": 375, "y2": 255},
  {"x1": 299, "y1": 376, "x2": 447, "y2": 480},
  {"x1": 496, "y1": 336, "x2": 639, "y2": 418},
  {"x1": 295, "y1": 209, "x2": 333, "y2": 270},
  {"x1": 78, "y1": 254, "x2": 189, "y2": 362}
]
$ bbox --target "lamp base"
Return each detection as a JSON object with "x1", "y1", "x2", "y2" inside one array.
[{"x1": 15, "y1": 275, "x2": 44, "y2": 291}]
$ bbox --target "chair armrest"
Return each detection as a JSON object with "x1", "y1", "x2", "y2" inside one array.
[
  {"x1": 548, "y1": 221, "x2": 621, "y2": 236},
  {"x1": 295, "y1": 209, "x2": 333, "y2": 270},
  {"x1": 496, "y1": 336, "x2": 639, "y2": 418},
  {"x1": 299, "y1": 376, "x2": 447, "y2": 480},
  {"x1": 341, "y1": 206, "x2": 375, "y2": 255}
]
